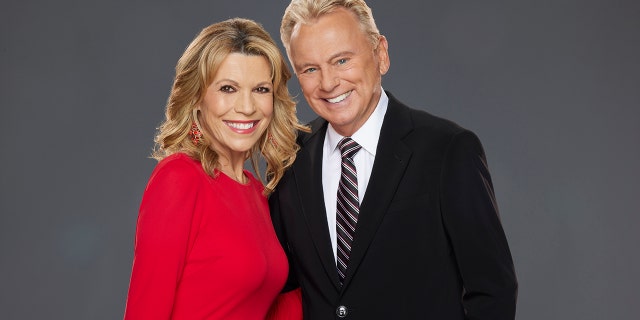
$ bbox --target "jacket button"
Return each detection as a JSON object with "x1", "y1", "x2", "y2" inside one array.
[{"x1": 336, "y1": 305, "x2": 348, "y2": 318}]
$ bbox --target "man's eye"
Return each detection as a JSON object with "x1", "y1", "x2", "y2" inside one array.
[
  {"x1": 337, "y1": 58, "x2": 347, "y2": 65},
  {"x1": 303, "y1": 67, "x2": 317, "y2": 74},
  {"x1": 220, "y1": 85, "x2": 235, "y2": 93}
]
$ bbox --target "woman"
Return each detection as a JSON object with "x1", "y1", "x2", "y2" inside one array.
[{"x1": 124, "y1": 18, "x2": 306, "y2": 319}]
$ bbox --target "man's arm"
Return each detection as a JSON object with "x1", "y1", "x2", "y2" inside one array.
[
  {"x1": 269, "y1": 185, "x2": 301, "y2": 293},
  {"x1": 441, "y1": 130, "x2": 518, "y2": 320}
]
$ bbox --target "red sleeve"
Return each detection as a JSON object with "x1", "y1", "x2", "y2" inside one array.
[
  {"x1": 265, "y1": 288, "x2": 302, "y2": 320},
  {"x1": 124, "y1": 158, "x2": 201, "y2": 319}
]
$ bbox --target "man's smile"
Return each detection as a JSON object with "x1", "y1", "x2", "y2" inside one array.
[{"x1": 325, "y1": 90, "x2": 352, "y2": 103}]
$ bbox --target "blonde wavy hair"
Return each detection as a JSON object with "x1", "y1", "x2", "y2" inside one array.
[
  {"x1": 153, "y1": 18, "x2": 308, "y2": 195},
  {"x1": 281, "y1": 0, "x2": 381, "y2": 55}
]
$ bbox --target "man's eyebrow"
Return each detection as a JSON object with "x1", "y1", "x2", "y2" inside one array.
[{"x1": 295, "y1": 51, "x2": 355, "y2": 70}]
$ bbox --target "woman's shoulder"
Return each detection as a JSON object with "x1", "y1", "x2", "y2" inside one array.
[
  {"x1": 149, "y1": 153, "x2": 204, "y2": 184},
  {"x1": 243, "y1": 170, "x2": 267, "y2": 195},
  {"x1": 156, "y1": 152, "x2": 200, "y2": 169}
]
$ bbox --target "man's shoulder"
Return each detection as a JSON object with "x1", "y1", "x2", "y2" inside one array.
[
  {"x1": 296, "y1": 116, "x2": 327, "y2": 144},
  {"x1": 386, "y1": 92, "x2": 467, "y2": 137},
  {"x1": 409, "y1": 107, "x2": 466, "y2": 135}
]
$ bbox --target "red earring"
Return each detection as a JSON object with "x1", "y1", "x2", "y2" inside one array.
[
  {"x1": 190, "y1": 122, "x2": 203, "y2": 145},
  {"x1": 268, "y1": 132, "x2": 277, "y2": 147}
]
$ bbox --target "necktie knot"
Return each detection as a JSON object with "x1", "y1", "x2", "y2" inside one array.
[{"x1": 338, "y1": 137, "x2": 361, "y2": 160}]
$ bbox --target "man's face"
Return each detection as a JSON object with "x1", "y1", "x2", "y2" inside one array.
[{"x1": 288, "y1": 8, "x2": 389, "y2": 136}]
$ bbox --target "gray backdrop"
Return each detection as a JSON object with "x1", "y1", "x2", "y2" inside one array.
[{"x1": 1, "y1": 0, "x2": 638, "y2": 319}]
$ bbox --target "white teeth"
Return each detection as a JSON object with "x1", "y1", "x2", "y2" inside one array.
[
  {"x1": 226, "y1": 122, "x2": 254, "y2": 130},
  {"x1": 326, "y1": 91, "x2": 352, "y2": 103}
]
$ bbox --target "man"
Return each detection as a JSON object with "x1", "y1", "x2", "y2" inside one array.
[{"x1": 269, "y1": 0, "x2": 518, "y2": 319}]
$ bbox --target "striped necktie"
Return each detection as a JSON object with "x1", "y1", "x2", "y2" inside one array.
[{"x1": 336, "y1": 137, "x2": 362, "y2": 285}]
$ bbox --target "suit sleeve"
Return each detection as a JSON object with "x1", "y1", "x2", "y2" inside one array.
[
  {"x1": 124, "y1": 160, "x2": 200, "y2": 319},
  {"x1": 269, "y1": 185, "x2": 300, "y2": 293},
  {"x1": 440, "y1": 130, "x2": 518, "y2": 320}
]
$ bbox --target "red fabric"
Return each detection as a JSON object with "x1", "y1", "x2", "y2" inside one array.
[
  {"x1": 266, "y1": 289, "x2": 303, "y2": 320},
  {"x1": 124, "y1": 153, "x2": 295, "y2": 319}
]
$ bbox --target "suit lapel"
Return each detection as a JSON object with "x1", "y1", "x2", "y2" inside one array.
[
  {"x1": 293, "y1": 119, "x2": 342, "y2": 290},
  {"x1": 342, "y1": 94, "x2": 413, "y2": 289}
]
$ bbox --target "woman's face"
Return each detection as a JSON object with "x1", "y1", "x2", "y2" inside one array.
[{"x1": 198, "y1": 53, "x2": 274, "y2": 161}]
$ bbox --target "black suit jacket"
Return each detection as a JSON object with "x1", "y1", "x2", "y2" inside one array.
[{"x1": 270, "y1": 92, "x2": 517, "y2": 319}]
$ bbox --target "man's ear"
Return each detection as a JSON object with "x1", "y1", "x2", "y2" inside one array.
[{"x1": 377, "y1": 35, "x2": 390, "y2": 75}]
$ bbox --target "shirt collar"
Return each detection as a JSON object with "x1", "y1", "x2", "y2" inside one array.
[{"x1": 326, "y1": 89, "x2": 389, "y2": 156}]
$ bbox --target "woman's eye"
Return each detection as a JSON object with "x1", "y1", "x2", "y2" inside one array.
[
  {"x1": 220, "y1": 85, "x2": 235, "y2": 93},
  {"x1": 255, "y1": 86, "x2": 271, "y2": 93}
]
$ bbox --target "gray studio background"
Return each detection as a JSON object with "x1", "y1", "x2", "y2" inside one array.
[{"x1": 1, "y1": 0, "x2": 638, "y2": 319}]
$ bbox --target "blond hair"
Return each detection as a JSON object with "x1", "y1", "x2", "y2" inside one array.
[
  {"x1": 281, "y1": 0, "x2": 381, "y2": 54},
  {"x1": 154, "y1": 18, "x2": 308, "y2": 195}
]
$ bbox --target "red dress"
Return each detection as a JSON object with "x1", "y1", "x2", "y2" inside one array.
[{"x1": 124, "y1": 153, "x2": 300, "y2": 319}]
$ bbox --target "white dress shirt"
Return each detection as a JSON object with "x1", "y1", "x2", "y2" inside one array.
[{"x1": 322, "y1": 89, "x2": 389, "y2": 261}]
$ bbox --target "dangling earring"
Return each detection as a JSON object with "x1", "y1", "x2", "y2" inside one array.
[
  {"x1": 268, "y1": 132, "x2": 277, "y2": 148},
  {"x1": 190, "y1": 109, "x2": 203, "y2": 145},
  {"x1": 260, "y1": 131, "x2": 276, "y2": 154}
]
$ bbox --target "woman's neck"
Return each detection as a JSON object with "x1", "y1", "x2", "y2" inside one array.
[{"x1": 217, "y1": 155, "x2": 247, "y2": 184}]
